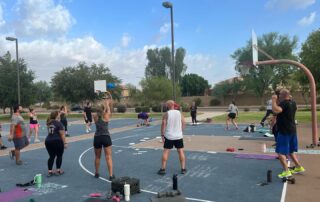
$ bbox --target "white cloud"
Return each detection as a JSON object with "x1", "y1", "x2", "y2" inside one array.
[
  {"x1": 160, "y1": 23, "x2": 170, "y2": 34},
  {"x1": 14, "y1": 0, "x2": 75, "y2": 37},
  {"x1": 121, "y1": 33, "x2": 132, "y2": 48},
  {"x1": 185, "y1": 54, "x2": 237, "y2": 86},
  {"x1": 0, "y1": 3, "x2": 5, "y2": 27},
  {"x1": 298, "y1": 12, "x2": 316, "y2": 26},
  {"x1": 265, "y1": 0, "x2": 315, "y2": 10}
]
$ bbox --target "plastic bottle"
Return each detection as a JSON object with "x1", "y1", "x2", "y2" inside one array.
[{"x1": 124, "y1": 183, "x2": 130, "y2": 201}]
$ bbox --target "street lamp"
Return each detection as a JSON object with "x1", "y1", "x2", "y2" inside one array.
[
  {"x1": 162, "y1": 1, "x2": 176, "y2": 101},
  {"x1": 6, "y1": 36, "x2": 20, "y2": 105}
]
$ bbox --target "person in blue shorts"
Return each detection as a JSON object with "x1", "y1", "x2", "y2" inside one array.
[
  {"x1": 272, "y1": 89, "x2": 305, "y2": 178},
  {"x1": 137, "y1": 112, "x2": 150, "y2": 126}
]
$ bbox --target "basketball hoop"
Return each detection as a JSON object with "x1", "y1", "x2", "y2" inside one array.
[{"x1": 236, "y1": 61, "x2": 254, "y2": 76}]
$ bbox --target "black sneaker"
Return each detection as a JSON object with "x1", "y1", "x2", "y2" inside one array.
[
  {"x1": 260, "y1": 122, "x2": 264, "y2": 127},
  {"x1": 0, "y1": 145, "x2": 7, "y2": 150},
  {"x1": 9, "y1": 150, "x2": 15, "y2": 160},
  {"x1": 94, "y1": 173, "x2": 100, "y2": 178},
  {"x1": 109, "y1": 175, "x2": 115, "y2": 181},
  {"x1": 157, "y1": 168, "x2": 166, "y2": 175},
  {"x1": 181, "y1": 168, "x2": 187, "y2": 174}
]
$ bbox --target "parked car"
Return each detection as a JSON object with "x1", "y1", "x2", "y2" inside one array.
[{"x1": 70, "y1": 104, "x2": 83, "y2": 112}]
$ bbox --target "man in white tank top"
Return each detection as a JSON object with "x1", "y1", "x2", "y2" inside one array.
[{"x1": 158, "y1": 100, "x2": 186, "y2": 175}]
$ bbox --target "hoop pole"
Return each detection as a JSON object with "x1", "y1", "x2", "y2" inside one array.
[{"x1": 257, "y1": 59, "x2": 318, "y2": 145}]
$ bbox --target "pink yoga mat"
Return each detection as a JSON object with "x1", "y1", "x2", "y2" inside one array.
[{"x1": 0, "y1": 187, "x2": 33, "y2": 202}]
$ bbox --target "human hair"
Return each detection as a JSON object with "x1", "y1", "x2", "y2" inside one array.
[
  {"x1": 46, "y1": 111, "x2": 59, "y2": 126},
  {"x1": 60, "y1": 105, "x2": 65, "y2": 111},
  {"x1": 166, "y1": 100, "x2": 175, "y2": 109},
  {"x1": 232, "y1": 100, "x2": 236, "y2": 105},
  {"x1": 29, "y1": 108, "x2": 34, "y2": 113},
  {"x1": 87, "y1": 102, "x2": 90, "y2": 106},
  {"x1": 13, "y1": 104, "x2": 20, "y2": 113}
]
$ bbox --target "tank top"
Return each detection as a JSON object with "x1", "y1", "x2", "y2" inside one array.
[
  {"x1": 95, "y1": 118, "x2": 110, "y2": 136},
  {"x1": 29, "y1": 113, "x2": 38, "y2": 124},
  {"x1": 165, "y1": 110, "x2": 183, "y2": 140}
]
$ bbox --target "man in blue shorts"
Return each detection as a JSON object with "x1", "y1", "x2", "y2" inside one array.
[
  {"x1": 137, "y1": 112, "x2": 150, "y2": 126},
  {"x1": 272, "y1": 89, "x2": 305, "y2": 178}
]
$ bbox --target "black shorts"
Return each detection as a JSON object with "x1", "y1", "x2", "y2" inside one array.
[
  {"x1": 228, "y1": 113, "x2": 236, "y2": 119},
  {"x1": 94, "y1": 135, "x2": 112, "y2": 149},
  {"x1": 164, "y1": 137, "x2": 184, "y2": 149},
  {"x1": 85, "y1": 117, "x2": 92, "y2": 123}
]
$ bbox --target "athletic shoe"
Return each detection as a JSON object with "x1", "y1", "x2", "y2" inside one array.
[
  {"x1": 34, "y1": 139, "x2": 40, "y2": 143},
  {"x1": 0, "y1": 145, "x2": 7, "y2": 150},
  {"x1": 16, "y1": 160, "x2": 23, "y2": 165},
  {"x1": 181, "y1": 168, "x2": 187, "y2": 174},
  {"x1": 88, "y1": 127, "x2": 92, "y2": 131},
  {"x1": 86, "y1": 129, "x2": 89, "y2": 133},
  {"x1": 109, "y1": 175, "x2": 115, "y2": 181},
  {"x1": 278, "y1": 170, "x2": 292, "y2": 178},
  {"x1": 9, "y1": 150, "x2": 15, "y2": 160},
  {"x1": 55, "y1": 170, "x2": 64, "y2": 176},
  {"x1": 47, "y1": 172, "x2": 54, "y2": 177},
  {"x1": 94, "y1": 173, "x2": 100, "y2": 178},
  {"x1": 157, "y1": 168, "x2": 166, "y2": 175},
  {"x1": 290, "y1": 166, "x2": 305, "y2": 174}
]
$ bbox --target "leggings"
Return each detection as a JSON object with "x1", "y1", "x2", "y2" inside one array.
[
  {"x1": 45, "y1": 140, "x2": 64, "y2": 170},
  {"x1": 191, "y1": 112, "x2": 197, "y2": 123}
]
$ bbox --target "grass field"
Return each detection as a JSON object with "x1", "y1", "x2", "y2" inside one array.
[{"x1": 212, "y1": 111, "x2": 320, "y2": 124}]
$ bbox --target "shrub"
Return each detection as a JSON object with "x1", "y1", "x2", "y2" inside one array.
[
  {"x1": 244, "y1": 107, "x2": 250, "y2": 112},
  {"x1": 194, "y1": 98, "x2": 202, "y2": 106},
  {"x1": 135, "y1": 106, "x2": 142, "y2": 113},
  {"x1": 117, "y1": 104, "x2": 127, "y2": 113},
  {"x1": 42, "y1": 102, "x2": 51, "y2": 109},
  {"x1": 47, "y1": 105, "x2": 60, "y2": 110},
  {"x1": 210, "y1": 99, "x2": 221, "y2": 106},
  {"x1": 180, "y1": 103, "x2": 190, "y2": 112},
  {"x1": 152, "y1": 104, "x2": 162, "y2": 112},
  {"x1": 259, "y1": 106, "x2": 266, "y2": 111},
  {"x1": 141, "y1": 106, "x2": 150, "y2": 112}
]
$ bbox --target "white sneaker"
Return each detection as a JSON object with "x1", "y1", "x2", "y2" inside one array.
[
  {"x1": 34, "y1": 139, "x2": 40, "y2": 143},
  {"x1": 86, "y1": 129, "x2": 89, "y2": 133},
  {"x1": 88, "y1": 127, "x2": 91, "y2": 131}
]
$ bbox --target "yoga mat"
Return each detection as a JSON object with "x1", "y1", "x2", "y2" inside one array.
[
  {"x1": 235, "y1": 153, "x2": 277, "y2": 160},
  {"x1": 83, "y1": 198, "x2": 113, "y2": 202},
  {"x1": 0, "y1": 187, "x2": 33, "y2": 202}
]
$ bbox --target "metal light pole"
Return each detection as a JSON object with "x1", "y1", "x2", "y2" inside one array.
[
  {"x1": 6, "y1": 37, "x2": 20, "y2": 105},
  {"x1": 162, "y1": 1, "x2": 176, "y2": 101}
]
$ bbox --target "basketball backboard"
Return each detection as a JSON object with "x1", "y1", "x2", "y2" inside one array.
[{"x1": 94, "y1": 80, "x2": 107, "y2": 93}]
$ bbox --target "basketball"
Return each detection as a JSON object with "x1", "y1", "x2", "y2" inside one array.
[{"x1": 107, "y1": 83, "x2": 115, "y2": 89}]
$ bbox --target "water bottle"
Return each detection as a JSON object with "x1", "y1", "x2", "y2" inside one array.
[
  {"x1": 173, "y1": 174, "x2": 178, "y2": 190},
  {"x1": 124, "y1": 183, "x2": 130, "y2": 201}
]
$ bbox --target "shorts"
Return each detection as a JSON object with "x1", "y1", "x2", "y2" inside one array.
[
  {"x1": 13, "y1": 136, "x2": 29, "y2": 150},
  {"x1": 29, "y1": 124, "x2": 38, "y2": 129},
  {"x1": 164, "y1": 137, "x2": 184, "y2": 149},
  {"x1": 228, "y1": 113, "x2": 236, "y2": 119},
  {"x1": 85, "y1": 117, "x2": 93, "y2": 124},
  {"x1": 94, "y1": 135, "x2": 112, "y2": 149},
  {"x1": 275, "y1": 133, "x2": 298, "y2": 155}
]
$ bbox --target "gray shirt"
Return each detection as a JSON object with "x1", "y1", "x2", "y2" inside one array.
[
  {"x1": 11, "y1": 114, "x2": 26, "y2": 138},
  {"x1": 95, "y1": 119, "x2": 110, "y2": 136},
  {"x1": 228, "y1": 104, "x2": 238, "y2": 114}
]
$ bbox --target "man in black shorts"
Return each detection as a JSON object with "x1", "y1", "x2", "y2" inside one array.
[
  {"x1": 158, "y1": 100, "x2": 186, "y2": 175},
  {"x1": 83, "y1": 102, "x2": 93, "y2": 133}
]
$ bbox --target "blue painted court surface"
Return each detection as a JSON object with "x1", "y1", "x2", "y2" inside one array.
[{"x1": 0, "y1": 119, "x2": 284, "y2": 202}]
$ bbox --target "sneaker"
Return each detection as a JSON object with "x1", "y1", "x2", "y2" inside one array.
[
  {"x1": 0, "y1": 145, "x2": 7, "y2": 150},
  {"x1": 290, "y1": 166, "x2": 305, "y2": 174},
  {"x1": 9, "y1": 150, "x2": 15, "y2": 160},
  {"x1": 34, "y1": 139, "x2": 40, "y2": 143},
  {"x1": 181, "y1": 168, "x2": 187, "y2": 174},
  {"x1": 157, "y1": 168, "x2": 166, "y2": 175},
  {"x1": 88, "y1": 127, "x2": 92, "y2": 131},
  {"x1": 86, "y1": 129, "x2": 89, "y2": 133},
  {"x1": 94, "y1": 173, "x2": 100, "y2": 178},
  {"x1": 109, "y1": 175, "x2": 115, "y2": 181},
  {"x1": 55, "y1": 170, "x2": 64, "y2": 176},
  {"x1": 16, "y1": 160, "x2": 23, "y2": 165},
  {"x1": 278, "y1": 170, "x2": 292, "y2": 178},
  {"x1": 47, "y1": 171, "x2": 54, "y2": 177}
]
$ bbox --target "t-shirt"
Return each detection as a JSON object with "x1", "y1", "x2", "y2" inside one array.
[
  {"x1": 84, "y1": 107, "x2": 92, "y2": 118},
  {"x1": 11, "y1": 114, "x2": 26, "y2": 139},
  {"x1": 165, "y1": 110, "x2": 183, "y2": 140},
  {"x1": 266, "y1": 99, "x2": 272, "y2": 110},
  {"x1": 276, "y1": 100, "x2": 297, "y2": 135},
  {"x1": 190, "y1": 105, "x2": 197, "y2": 114},
  {"x1": 46, "y1": 120, "x2": 64, "y2": 141},
  {"x1": 228, "y1": 104, "x2": 238, "y2": 114},
  {"x1": 138, "y1": 112, "x2": 148, "y2": 120}
]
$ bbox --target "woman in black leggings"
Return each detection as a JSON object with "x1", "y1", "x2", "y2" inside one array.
[{"x1": 45, "y1": 111, "x2": 67, "y2": 177}]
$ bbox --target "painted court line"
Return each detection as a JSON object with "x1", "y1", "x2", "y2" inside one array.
[
  {"x1": 280, "y1": 161, "x2": 290, "y2": 202},
  {"x1": 79, "y1": 146, "x2": 215, "y2": 202}
]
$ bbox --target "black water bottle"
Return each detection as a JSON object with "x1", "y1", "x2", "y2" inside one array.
[
  {"x1": 173, "y1": 174, "x2": 178, "y2": 190},
  {"x1": 267, "y1": 170, "x2": 272, "y2": 183}
]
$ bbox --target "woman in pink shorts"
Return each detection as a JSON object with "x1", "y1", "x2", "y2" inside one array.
[{"x1": 28, "y1": 108, "x2": 40, "y2": 143}]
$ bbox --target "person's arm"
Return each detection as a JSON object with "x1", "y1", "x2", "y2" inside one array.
[
  {"x1": 59, "y1": 123, "x2": 67, "y2": 148},
  {"x1": 9, "y1": 124, "x2": 15, "y2": 140},
  {"x1": 161, "y1": 113, "x2": 168, "y2": 143},
  {"x1": 236, "y1": 107, "x2": 239, "y2": 117},
  {"x1": 272, "y1": 95, "x2": 282, "y2": 114},
  {"x1": 103, "y1": 98, "x2": 112, "y2": 122},
  {"x1": 64, "y1": 106, "x2": 68, "y2": 114},
  {"x1": 83, "y1": 109, "x2": 87, "y2": 120}
]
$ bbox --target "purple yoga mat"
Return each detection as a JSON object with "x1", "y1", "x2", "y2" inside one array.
[
  {"x1": 0, "y1": 187, "x2": 33, "y2": 202},
  {"x1": 235, "y1": 153, "x2": 277, "y2": 160}
]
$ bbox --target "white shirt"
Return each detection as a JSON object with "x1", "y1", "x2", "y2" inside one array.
[
  {"x1": 228, "y1": 104, "x2": 238, "y2": 114},
  {"x1": 165, "y1": 110, "x2": 183, "y2": 140}
]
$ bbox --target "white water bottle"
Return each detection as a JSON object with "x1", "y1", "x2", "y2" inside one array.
[{"x1": 124, "y1": 183, "x2": 130, "y2": 201}]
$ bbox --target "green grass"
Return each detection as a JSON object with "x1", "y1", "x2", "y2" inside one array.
[
  {"x1": 0, "y1": 112, "x2": 191, "y2": 122},
  {"x1": 212, "y1": 111, "x2": 320, "y2": 124}
]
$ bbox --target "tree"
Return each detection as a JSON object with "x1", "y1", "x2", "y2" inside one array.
[
  {"x1": 232, "y1": 32, "x2": 298, "y2": 103},
  {"x1": 125, "y1": 83, "x2": 143, "y2": 103},
  {"x1": 180, "y1": 73, "x2": 210, "y2": 96},
  {"x1": 0, "y1": 52, "x2": 35, "y2": 112},
  {"x1": 51, "y1": 63, "x2": 121, "y2": 103},
  {"x1": 140, "y1": 77, "x2": 181, "y2": 105},
  {"x1": 144, "y1": 47, "x2": 187, "y2": 83},
  {"x1": 33, "y1": 81, "x2": 52, "y2": 106},
  {"x1": 299, "y1": 29, "x2": 320, "y2": 92}
]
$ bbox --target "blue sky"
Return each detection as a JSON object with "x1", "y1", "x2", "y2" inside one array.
[{"x1": 0, "y1": 0, "x2": 319, "y2": 86}]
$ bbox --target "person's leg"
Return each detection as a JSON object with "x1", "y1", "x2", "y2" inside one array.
[
  {"x1": 177, "y1": 148, "x2": 186, "y2": 169},
  {"x1": 28, "y1": 126, "x2": 33, "y2": 141},
  {"x1": 45, "y1": 141, "x2": 56, "y2": 173},
  {"x1": 15, "y1": 149, "x2": 21, "y2": 163},
  {"x1": 35, "y1": 125, "x2": 40, "y2": 142},
  {"x1": 231, "y1": 119, "x2": 238, "y2": 129},
  {"x1": 55, "y1": 141, "x2": 64, "y2": 172},
  {"x1": 226, "y1": 117, "x2": 230, "y2": 130},
  {"x1": 278, "y1": 154, "x2": 289, "y2": 171},
  {"x1": 94, "y1": 148, "x2": 102, "y2": 175},
  {"x1": 104, "y1": 146, "x2": 113, "y2": 177},
  {"x1": 276, "y1": 134, "x2": 292, "y2": 177},
  {"x1": 161, "y1": 149, "x2": 170, "y2": 169}
]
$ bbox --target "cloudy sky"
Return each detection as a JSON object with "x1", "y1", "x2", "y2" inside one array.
[{"x1": 0, "y1": 0, "x2": 319, "y2": 86}]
